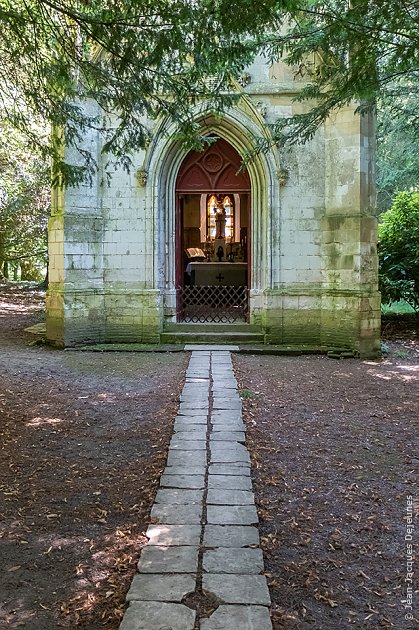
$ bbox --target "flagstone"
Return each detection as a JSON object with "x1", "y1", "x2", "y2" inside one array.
[
  {"x1": 202, "y1": 574, "x2": 271, "y2": 605},
  {"x1": 120, "y1": 602, "x2": 196, "y2": 630},
  {"x1": 203, "y1": 525, "x2": 260, "y2": 548},
  {"x1": 200, "y1": 605, "x2": 272, "y2": 630},
  {"x1": 120, "y1": 350, "x2": 272, "y2": 630},
  {"x1": 150, "y1": 503, "x2": 202, "y2": 525},
  {"x1": 126, "y1": 574, "x2": 195, "y2": 602}
]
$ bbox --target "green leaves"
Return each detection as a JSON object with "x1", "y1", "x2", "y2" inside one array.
[
  {"x1": 262, "y1": 0, "x2": 419, "y2": 144},
  {"x1": 376, "y1": 78, "x2": 419, "y2": 211},
  {"x1": 1, "y1": 0, "x2": 418, "y2": 181},
  {"x1": 378, "y1": 190, "x2": 419, "y2": 312},
  {"x1": 0, "y1": 118, "x2": 49, "y2": 280},
  {"x1": 0, "y1": 0, "x2": 289, "y2": 183}
]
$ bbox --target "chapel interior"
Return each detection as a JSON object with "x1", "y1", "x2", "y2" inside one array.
[{"x1": 181, "y1": 192, "x2": 249, "y2": 288}]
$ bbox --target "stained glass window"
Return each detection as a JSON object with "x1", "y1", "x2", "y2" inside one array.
[
  {"x1": 207, "y1": 195, "x2": 217, "y2": 240},
  {"x1": 206, "y1": 194, "x2": 234, "y2": 241},
  {"x1": 223, "y1": 196, "x2": 234, "y2": 240}
]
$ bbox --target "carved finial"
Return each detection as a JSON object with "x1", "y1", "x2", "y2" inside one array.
[{"x1": 255, "y1": 101, "x2": 268, "y2": 118}]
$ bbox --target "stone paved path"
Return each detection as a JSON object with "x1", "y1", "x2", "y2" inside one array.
[{"x1": 119, "y1": 350, "x2": 272, "y2": 630}]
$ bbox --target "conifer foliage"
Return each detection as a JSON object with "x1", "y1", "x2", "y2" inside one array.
[
  {"x1": 266, "y1": 0, "x2": 419, "y2": 144},
  {"x1": 0, "y1": 0, "x2": 288, "y2": 183},
  {"x1": 1, "y1": 1, "x2": 419, "y2": 175}
]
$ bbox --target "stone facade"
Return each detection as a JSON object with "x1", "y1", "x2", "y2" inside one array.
[{"x1": 46, "y1": 55, "x2": 381, "y2": 357}]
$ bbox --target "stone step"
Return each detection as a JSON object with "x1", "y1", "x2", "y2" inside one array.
[
  {"x1": 163, "y1": 322, "x2": 262, "y2": 333},
  {"x1": 160, "y1": 332, "x2": 265, "y2": 345}
]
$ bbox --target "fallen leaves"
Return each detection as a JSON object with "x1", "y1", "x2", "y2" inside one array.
[
  {"x1": 0, "y1": 326, "x2": 187, "y2": 629},
  {"x1": 94, "y1": 507, "x2": 111, "y2": 524},
  {"x1": 314, "y1": 591, "x2": 339, "y2": 608},
  {"x1": 234, "y1": 351, "x2": 419, "y2": 629}
]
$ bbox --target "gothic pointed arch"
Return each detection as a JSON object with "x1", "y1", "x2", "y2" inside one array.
[
  {"x1": 144, "y1": 104, "x2": 281, "y2": 309},
  {"x1": 176, "y1": 138, "x2": 250, "y2": 192}
]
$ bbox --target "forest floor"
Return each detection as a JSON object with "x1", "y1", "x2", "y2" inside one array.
[
  {"x1": 0, "y1": 283, "x2": 418, "y2": 629},
  {"x1": 234, "y1": 319, "x2": 418, "y2": 629},
  {"x1": 0, "y1": 284, "x2": 189, "y2": 629}
]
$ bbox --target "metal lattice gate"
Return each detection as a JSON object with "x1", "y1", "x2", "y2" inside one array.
[{"x1": 177, "y1": 285, "x2": 248, "y2": 323}]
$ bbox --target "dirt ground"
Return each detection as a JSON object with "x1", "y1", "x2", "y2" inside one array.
[
  {"x1": 234, "y1": 326, "x2": 418, "y2": 629},
  {"x1": 0, "y1": 284, "x2": 418, "y2": 629},
  {"x1": 0, "y1": 284, "x2": 188, "y2": 628}
]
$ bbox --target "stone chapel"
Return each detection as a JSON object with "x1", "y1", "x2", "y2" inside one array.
[{"x1": 46, "y1": 55, "x2": 381, "y2": 357}]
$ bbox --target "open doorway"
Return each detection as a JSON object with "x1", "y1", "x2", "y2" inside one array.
[{"x1": 175, "y1": 139, "x2": 251, "y2": 322}]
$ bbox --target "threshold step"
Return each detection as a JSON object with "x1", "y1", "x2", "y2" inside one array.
[
  {"x1": 163, "y1": 323, "x2": 262, "y2": 333},
  {"x1": 160, "y1": 332, "x2": 265, "y2": 345}
]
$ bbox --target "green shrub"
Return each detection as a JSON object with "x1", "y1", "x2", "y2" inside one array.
[{"x1": 378, "y1": 190, "x2": 419, "y2": 312}]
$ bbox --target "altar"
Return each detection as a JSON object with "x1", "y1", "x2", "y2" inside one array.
[{"x1": 188, "y1": 262, "x2": 247, "y2": 287}]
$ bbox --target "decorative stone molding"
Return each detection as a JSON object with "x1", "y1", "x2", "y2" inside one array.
[
  {"x1": 202, "y1": 151, "x2": 223, "y2": 173},
  {"x1": 277, "y1": 167, "x2": 289, "y2": 186},
  {"x1": 136, "y1": 167, "x2": 147, "y2": 187},
  {"x1": 237, "y1": 72, "x2": 251, "y2": 87},
  {"x1": 255, "y1": 101, "x2": 268, "y2": 118}
]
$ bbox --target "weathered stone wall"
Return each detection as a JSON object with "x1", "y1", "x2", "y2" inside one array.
[
  {"x1": 47, "y1": 58, "x2": 380, "y2": 356},
  {"x1": 320, "y1": 108, "x2": 380, "y2": 356},
  {"x1": 47, "y1": 104, "x2": 162, "y2": 346},
  {"x1": 241, "y1": 57, "x2": 380, "y2": 356},
  {"x1": 100, "y1": 157, "x2": 160, "y2": 343}
]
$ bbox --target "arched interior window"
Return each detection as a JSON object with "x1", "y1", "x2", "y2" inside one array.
[
  {"x1": 206, "y1": 194, "x2": 234, "y2": 241},
  {"x1": 207, "y1": 195, "x2": 217, "y2": 240}
]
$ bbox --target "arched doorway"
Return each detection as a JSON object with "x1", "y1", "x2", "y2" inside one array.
[{"x1": 175, "y1": 138, "x2": 251, "y2": 322}]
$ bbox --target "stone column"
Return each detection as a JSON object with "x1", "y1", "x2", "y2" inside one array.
[
  {"x1": 46, "y1": 101, "x2": 105, "y2": 347},
  {"x1": 321, "y1": 105, "x2": 381, "y2": 357}
]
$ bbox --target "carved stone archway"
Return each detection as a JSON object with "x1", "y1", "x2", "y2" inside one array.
[{"x1": 144, "y1": 105, "x2": 281, "y2": 326}]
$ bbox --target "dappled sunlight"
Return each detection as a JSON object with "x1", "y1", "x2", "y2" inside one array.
[
  {"x1": 366, "y1": 366, "x2": 418, "y2": 383},
  {"x1": 362, "y1": 357, "x2": 419, "y2": 384},
  {"x1": 368, "y1": 372, "x2": 393, "y2": 381},
  {"x1": 71, "y1": 392, "x2": 121, "y2": 404},
  {"x1": 0, "y1": 290, "x2": 187, "y2": 629},
  {"x1": 59, "y1": 526, "x2": 149, "y2": 624},
  {"x1": 394, "y1": 363, "x2": 419, "y2": 373},
  {"x1": 35, "y1": 535, "x2": 83, "y2": 552},
  {"x1": 60, "y1": 592, "x2": 98, "y2": 618},
  {"x1": 0, "y1": 301, "x2": 43, "y2": 315},
  {"x1": 387, "y1": 363, "x2": 419, "y2": 382},
  {"x1": 0, "y1": 291, "x2": 44, "y2": 317},
  {"x1": 143, "y1": 524, "x2": 173, "y2": 546},
  {"x1": 89, "y1": 526, "x2": 148, "y2": 570},
  {"x1": 26, "y1": 416, "x2": 64, "y2": 427},
  {"x1": 2, "y1": 526, "x2": 150, "y2": 625},
  {"x1": 235, "y1": 350, "x2": 418, "y2": 628},
  {"x1": 0, "y1": 533, "x2": 107, "y2": 627},
  {"x1": 95, "y1": 392, "x2": 118, "y2": 403}
]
